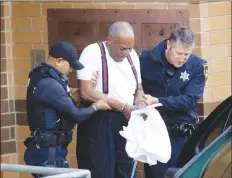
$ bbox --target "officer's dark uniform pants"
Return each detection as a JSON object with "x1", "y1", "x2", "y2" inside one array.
[
  {"x1": 24, "y1": 146, "x2": 68, "y2": 178},
  {"x1": 144, "y1": 136, "x2": 188, "y2": 178},
  {"x1": 77, "y1": 111, "x2": 136, "y2": 178}
]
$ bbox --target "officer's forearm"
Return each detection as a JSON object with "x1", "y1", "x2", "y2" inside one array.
[
  {"x1": 71, "y1": 106, "x2": 96, "y2": 123},
  {"x1": 158, "y1": 95, "x2": 198, "y2": 111},
  {"x1": 51, "y1": 95, "x2": 97, "y2": 123}
]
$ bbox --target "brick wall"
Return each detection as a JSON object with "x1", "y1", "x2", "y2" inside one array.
[
  {"x1": 1, "y1": 1, "x2": 231, "y2": 178},
  {"x1": 196, "y1": 2, "x2": 231, "y2": 119},
  {"x1": 1, "y1": 1, "x2": 19, "y2": 178}
]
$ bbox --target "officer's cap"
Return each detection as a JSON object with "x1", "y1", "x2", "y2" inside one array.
[{"x1": 49, "y1": 41, "x2": 84, "y2": 70}]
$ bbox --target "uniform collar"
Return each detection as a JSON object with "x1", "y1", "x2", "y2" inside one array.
[
  {"x1": 150, "y1": 40, "x2": 180, "y2": 77},
  {"x1": 150, "y1": 40, "x2": 177, "y2": 69},
  {"x1": 150, "y1": 40, "x2": 167, "y2": 64},
  {"x1": 41, "y1": 62, "x2": 69, "y2": 84}
]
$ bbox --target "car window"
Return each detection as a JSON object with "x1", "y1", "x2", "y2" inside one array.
[
  {"x1": 200, "y1": 105, "x2": 232, "y2": 150},
  {"x1": 174, "y1": 127, "x2": 231, "y2": 178},
  {"x1": 203, "y1": 140, "x2": 231, "y2": 178},
  {"x1": 176, "y1": 98, "x2": 231, "y2": 168},
  {"x1": 223, "y1": 108, "x2": 232, "y2": 131}
]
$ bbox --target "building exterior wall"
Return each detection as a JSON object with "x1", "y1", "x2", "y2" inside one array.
[
  {"x1": 1, "y1": 1, "x2": 231, "y2": 178},
  {"x1": 1, "y1": 2, "x2": 19, "y2": 178}
]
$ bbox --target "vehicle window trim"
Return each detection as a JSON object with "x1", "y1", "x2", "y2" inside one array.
[
  {"x1": 174, "y1": 126, "x2": 231, "y2": 178},
  {"x1": 196, "y1": 105, "x2": 231, "y2": 153},
  {"x1": 222, "y1": 108, "x2": 232, "y2": 132}
]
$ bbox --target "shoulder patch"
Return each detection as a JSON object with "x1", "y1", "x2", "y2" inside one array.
[{"x1": 203, "y1": 63, "x2": 208, "y2": 81}]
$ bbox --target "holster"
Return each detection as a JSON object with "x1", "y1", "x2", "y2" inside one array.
[
  {"x1": 24, "y1": 130, "x2": 73, "y2": 148},
  {"x1": 24, "y1": 130, "x2": 73, "y2": 166}
]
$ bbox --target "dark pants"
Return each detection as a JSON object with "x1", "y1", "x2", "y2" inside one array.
[
  {"x1": 144, "y1": 137, "x2": 189, "y2": 178},
  {"x1": 24, "y1": 145, "x2": 68, "y2": 178},
  {"x1": 77, "y1": 111, "x2": 136, "y2": 178}
]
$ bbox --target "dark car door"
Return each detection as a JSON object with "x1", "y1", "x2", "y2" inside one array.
[
  {"x1": 165, "y1": 126, "x2": 231, "y2": 178},
  {"x1": 164, "y1": 96, "x2": 231, "y2": 178},
  {"x1": 176, "y1": 96, "x2": 232, "y2": 167}
]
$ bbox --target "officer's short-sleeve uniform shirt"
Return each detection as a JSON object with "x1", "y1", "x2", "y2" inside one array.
[{"x1": 77, "y1": 42, "x2": 142, "y2": 105}]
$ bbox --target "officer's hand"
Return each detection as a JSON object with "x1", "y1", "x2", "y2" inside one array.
[
  {"x1": 90, "y1": 71, "x2": 98, "y2": 88},
  {"x1": 94, "y1": 99, "x2": 112, "y2": 110},
  {"x1": 143, "y1": 94, "x2": 159, "y2": 105}
]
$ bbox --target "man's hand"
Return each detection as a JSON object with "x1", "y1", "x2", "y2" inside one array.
[
  {"x1": 122, "y1": 104, "x2": 133, "y2": 120},
  {"x1": 122, "y1": 104, "x2": 141, "y2": 120},
  {"x1": 94, "y1": 99, "x2": 112, "y2": 110},
  {"x1": 134, "y1": 97, "x2": 147, "y2": 108},
  {"x1": 143, "y1": 94, "x2": 159, "y2": 105},
  {"x1": 90, "y1": 71, "x2": 98, "y2": 88}
]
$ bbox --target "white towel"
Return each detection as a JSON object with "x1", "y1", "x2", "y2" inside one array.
[{"x1": 119, "y1": 104, "x2": 171, "y2": 166}]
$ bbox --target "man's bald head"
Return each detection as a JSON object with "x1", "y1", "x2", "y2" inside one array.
[
  {"x1": 106, "y1": 21, "x2": 135, "y2": 62},
  {"x1": 108, "y1": 21, "x2": 134, "y2": 39}
]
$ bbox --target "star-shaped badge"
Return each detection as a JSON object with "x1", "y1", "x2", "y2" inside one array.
[{"x1": 180, "y1": 71, "x2": 190, "y2": 82}]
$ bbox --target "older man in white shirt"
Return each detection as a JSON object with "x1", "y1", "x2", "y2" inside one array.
[{"x1": 76, "y1": 21, "x2": 153, "y2": 178}]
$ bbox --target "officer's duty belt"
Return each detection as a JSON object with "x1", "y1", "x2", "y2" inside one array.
[
  {"x1": 24, "y1": 130, "x2": 73, "y2": 148},
  {"x1": 167, "y1": 123, "x2": 197, "y2": 138}
]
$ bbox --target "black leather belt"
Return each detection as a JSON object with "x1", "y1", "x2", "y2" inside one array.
[
  {"x1": 24, "y1": 130, "x2": 73, "y2": 166},
  {"x1": 24, "y1": 130, "x2": 73, "y2": 148}
]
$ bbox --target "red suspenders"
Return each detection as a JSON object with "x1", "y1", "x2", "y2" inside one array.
[
  {"x1": 97, "y1": 42, "x2": 138, "y2": 94},
  {"x1": 97, "y1": 42, "x2": 109, "y2": 94}
]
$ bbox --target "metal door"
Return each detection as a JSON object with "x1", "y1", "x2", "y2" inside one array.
[{"x1": 47, "y1": 9, "x2": 189, "y2": 87}]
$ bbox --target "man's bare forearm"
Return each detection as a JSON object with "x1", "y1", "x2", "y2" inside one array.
[
  {"x1": 80, "y1": 88, "x2": 108, "y2": 103},
  {"x1": 82, "y1": 88, "x2": 126, "y2": 111},
  {"x1": 79, "y1": 80, "x2": 131, "y2": 111},
  {"x1": 107, "y1": 98, "x2": 127, "y2": 112},
  {"x1": 108, "y1": 98, "x2": 134, "y2": 120},
  {"x1": 79, "y1": 80, "x2": 107, "y2": 103},
  {"x1": 134, "y1": 83, "x2": 146, "y2": 105}
]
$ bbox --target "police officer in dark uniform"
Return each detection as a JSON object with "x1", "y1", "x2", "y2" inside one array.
[
  {"x1": 24, "y1": 41, "x2": 110, "y2": 178},
  {"x1": 139, "y1": 27, "x2": 208, "y2": 178}
]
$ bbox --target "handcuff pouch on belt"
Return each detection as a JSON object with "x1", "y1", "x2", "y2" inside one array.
[{"x1": 167, "y1": 123, "x2": 196, "y2": 138}]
